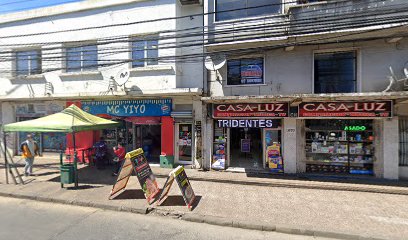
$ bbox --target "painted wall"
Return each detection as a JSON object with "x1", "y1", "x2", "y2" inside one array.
[
  {"x1": 209, "y1": 39, "x2": 408, "y2": 96},
  {"x1": 0, "y1": 0, "x2": 203, "y2": 99}
]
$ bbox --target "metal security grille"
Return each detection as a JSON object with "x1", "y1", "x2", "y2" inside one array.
[{"x1": 400, "y1": 117, "x2": 408, "y2": 166}]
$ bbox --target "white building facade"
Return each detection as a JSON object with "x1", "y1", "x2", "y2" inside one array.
[
  {"x1": 202, "y1": 0, "x2": 408, "y2": 180},
  {"x1": 0, "y1": 0, "x2": 204, "y2": 167}
]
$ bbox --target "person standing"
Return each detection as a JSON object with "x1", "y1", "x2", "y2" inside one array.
[
  {"x1": 112, "y1": 142, "x2": 126, "y2": 176},
  {"x1": 20, "y1": 134, "x2": 40, "y2": 176}
]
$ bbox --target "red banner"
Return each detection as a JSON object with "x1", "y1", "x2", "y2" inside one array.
[
  {"x1": 213, "y1": 103, "x2": 289, "y2": 118},
  {"x1": 298, "y1": 101, "x2": 393, "y2": 118}
]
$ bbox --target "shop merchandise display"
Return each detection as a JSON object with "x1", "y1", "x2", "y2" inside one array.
[
  {"x1": 305, "y1": 120, "x2": 374, "y2": 175},
  {"x1": 212, "y1": 126, "x2": 227, "y2": 170}
]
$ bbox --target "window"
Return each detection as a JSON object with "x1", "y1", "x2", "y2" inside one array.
[
  {"x1": 132, "y1": 37, "x2": 158, "y2": 68},
  {"x1": 15, "y1": 50, "x2": 41, "y2": 76},
  {"x1": 314, "y1": 51, "x2": 357, "y2": 94},
  {"x1": 66, "y1": 45, "x2": 98, "y2": 72},
  {"x1": 216, "y1": 0, "x2": 281, "y2": 21},
  {"x1": 227, "y1": 58, "x2": 264, "y2": 85}
]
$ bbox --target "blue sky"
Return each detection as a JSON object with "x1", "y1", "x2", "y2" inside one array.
[{"x1": 0, "y1": 0, "x2": 83, "y2": 14}]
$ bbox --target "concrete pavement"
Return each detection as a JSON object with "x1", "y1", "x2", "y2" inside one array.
[
  {"x1": 0, "y1": 196, "x2": 329, "y2": 240},
  {"x1": 1, "y1": 156, "x2": 408, "y2": 239}
]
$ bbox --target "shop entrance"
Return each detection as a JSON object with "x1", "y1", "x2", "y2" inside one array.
[
  {"x1": 230, "y1": 128, "x2": 263, "y2": 169},
  {"x1": 135, "y1": 125, "x2": 161, "y2": 164}
]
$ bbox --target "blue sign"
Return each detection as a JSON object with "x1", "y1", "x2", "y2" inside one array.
[{"x1": 82, "y1": 99, "x2": 172, "y2": 117}]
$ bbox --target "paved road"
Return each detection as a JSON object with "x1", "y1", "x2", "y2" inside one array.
[{"x1": 0, "y1": 197, "x2": 331, "y2": 240}]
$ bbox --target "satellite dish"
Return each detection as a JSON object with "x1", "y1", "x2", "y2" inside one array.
[
  {"x1": 205, "y1": 54, "x2": 226, "y2": 71},
  {"x1": 114, "y1": 68, "x2": 130, "y2": 86}
]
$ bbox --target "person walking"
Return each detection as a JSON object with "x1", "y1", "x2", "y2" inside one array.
[
  {"x1": 112, "y1": 142, "x2": 126, "y2": 176},
  {"x1": 20, "y1": 134, "x2": 40, "y2": 176}
]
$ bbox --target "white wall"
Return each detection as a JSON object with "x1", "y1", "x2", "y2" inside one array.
[
  {"x1": 209, "y1": 39, "x2": 408, "y2": 96},
  {"x1": 0, "y1": 0, "x2": 203, "y2": 99}
]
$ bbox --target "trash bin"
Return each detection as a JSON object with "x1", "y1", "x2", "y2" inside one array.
[{"x1": 60, "y1": 164, "x2": 75, "y2": 184}]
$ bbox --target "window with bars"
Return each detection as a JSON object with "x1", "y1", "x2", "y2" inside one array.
[
  {"x1": 15, "y1": 50, "x2": 42, "y2": 76},
  {"x1": 66, "y1": 45, "x2": 98, "y2": 72},
  {"x1": 314, "y1": 51, "x2": 357, "y2": 94},
  {"x1": 132, "y1": 36, "x2": 159, "y2": 68},
  {"x1": 400, "y1": 117, "x2": 408, "y2": 166},
  {"x1": 215, "y1": 0, "x2": 281, "y2": 21}
]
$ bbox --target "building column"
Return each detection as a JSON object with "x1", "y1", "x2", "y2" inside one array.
[
  {"x1": 283, "y1": 118, "x2": 297, "y2": 174},
  {"x1": 193, "y1": 99, "x2": 203, "y2": 168},
  {"x1": 202, "y1": 104, "x2": 212, "y2": 170},
  {"x1": 383, "y1": 118, "x2": 399, "y2": 179}
]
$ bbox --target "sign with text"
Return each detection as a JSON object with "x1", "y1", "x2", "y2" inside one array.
[
  {"x1": 241, "y1": 139, "x2": 251, "y2": 153},
  {"x1": 82, "y1": 99, "x2": 172, "y2": 117},
  {"x1": 109, "y1": 148, "x2": 159, "y2": 204},
  {"x1": 173, "y1": 166, "x2": 196, "y2": 210},
  {"x1": 298, "y1": 101, "x2": 393, "y2": 118},
  {"x1": 157, "y1": 166, "x2": 196, "y2": 210},
  {"x1": 130, "y1": 149, "x2": 160, "y2": 204},
  {"x1": 213, "y1": 103, "x2": 289, "y2": 118},
  {"x1": 217, "y1": 119, "x2": 281, "y2": 128}
]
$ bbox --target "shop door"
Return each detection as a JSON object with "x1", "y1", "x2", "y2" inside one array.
[
  {"x1": 229, "y1": 128, "x2": 263, "y2": 169},
  {"x1": 175, "y1": 123, "x2": 193, "y2": 164},
  {"x1": 135, "y1": 125, "x2": 161, "y2": 164}
]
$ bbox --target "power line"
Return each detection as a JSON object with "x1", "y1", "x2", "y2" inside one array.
[
  {"x1": 0, "y1": 23, "x2": 406, "y2": 74},
  {"x1": 0, "y1": 7, "x2": 406, "y2": 62},
  {"x1": 0, "y1": 0, "x2": 392, "y2": 39},
  {"x1": 0, "y1": 2, "x2": 406, "y2": 56}
]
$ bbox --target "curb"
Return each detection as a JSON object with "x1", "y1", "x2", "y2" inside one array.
[
  {"x1": 154, "y1": 174, "x2": 408, "y2": 196},
  {"x1": 0, "y1": 191, "x2": 388, "y2": 240}
]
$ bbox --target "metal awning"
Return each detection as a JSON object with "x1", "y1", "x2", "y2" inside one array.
[{"x1": 171, "y1": 111, "x2": 193, "y2": 118}]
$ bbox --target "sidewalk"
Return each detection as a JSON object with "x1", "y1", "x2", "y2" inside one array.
[{"x1": 1, "y1": 156, "x2": 408, "y2": 240}]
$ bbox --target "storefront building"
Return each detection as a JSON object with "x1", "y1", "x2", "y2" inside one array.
[
  {"x1": 80, "y1": 99, "x2": 197, "y2": 166},
  {"x1": 210, "y1": 103, "x2": 288, "y2": 172},
  {"x1": 202, "y1": 96, "x2": 405, "y2": 179},
  {"x1": 299, "y1": 101, "x2": 393, "y2": 176},
  {"x1": 14, "y1": 101, "x2": 66, "y2": 154}
]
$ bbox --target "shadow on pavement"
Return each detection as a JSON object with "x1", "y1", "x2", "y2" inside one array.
[
  {"x1": 112, "y1": 189, "x2": 146, "y2": 200},
  {"x1": 48, "y1": 164, "x2": 118, "y2": 186}
]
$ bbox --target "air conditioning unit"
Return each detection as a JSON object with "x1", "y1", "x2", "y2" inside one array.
[{"x1": 179, "y1": 0, "x2": 202, "y2": 5}]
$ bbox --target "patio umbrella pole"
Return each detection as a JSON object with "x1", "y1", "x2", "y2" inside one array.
[
  {"x1": 3, "y1": 131, "x2": 8, "y2": 184},
  {"x1": 73, "y1": 131, "x2": 78, "y2": 188}
]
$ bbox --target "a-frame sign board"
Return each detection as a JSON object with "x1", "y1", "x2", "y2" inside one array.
[
  {"x1": 109, "y1": 149, "x2": 160, "y2": 204},
  {"x1": 157, "y1": 166, "x2": 196, "y2": 210}
]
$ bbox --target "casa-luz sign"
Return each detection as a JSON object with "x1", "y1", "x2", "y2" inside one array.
[
  {"x1": 298, "y1": 101, "x2": 393, "y2": 118},
  {"x1": 213, "y1": 103, "x2": 289, "y2": 118}
]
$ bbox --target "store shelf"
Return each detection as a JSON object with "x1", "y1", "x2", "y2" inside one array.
[
  {"x1": 306, "y1": 139, "x2": 373, "y2": 143},
  {"x1": 305, "y1": 161, "x2": 348, "y2": 165},
  {"x1": 306, "y1": 152, "x2": 348, "y2": 155},
  {"x1": 306, "y1": 130, "x2": 373, "y2": 132},
  {"x1": 350, "y1": 162, "x2": 374, "y2": 165}
]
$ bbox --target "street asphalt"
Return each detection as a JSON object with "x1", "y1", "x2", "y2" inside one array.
[{"x1": 0, "y1": 196, "x2": 332, "y2": 240}]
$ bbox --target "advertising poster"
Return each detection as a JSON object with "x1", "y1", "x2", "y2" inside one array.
[
  {"x1": 241, "y1": 139, "x2": 251, "y2": 153},
  {"x1": 267, "y1": 144, "x2": 284, "y2": 173},
  {"x1": 173, "y1": 166, "x2": 196, "y2": 210},
  {"x1": 129, "y1": 149, "x2": 160, "y2": 204}
]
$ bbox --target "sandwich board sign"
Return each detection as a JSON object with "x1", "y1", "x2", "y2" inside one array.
[
  {"x1": 157, "y1": 166, "x2": 196, "y2": 210},
  {"x1": 109, "y1": 148, "x2": 160, "y2": 204}
]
